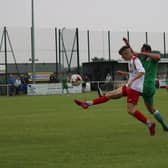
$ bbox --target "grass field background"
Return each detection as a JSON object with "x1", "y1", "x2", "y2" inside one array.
[{"x1": 0, "y1": 89, "x2": 168, "y2": 168}]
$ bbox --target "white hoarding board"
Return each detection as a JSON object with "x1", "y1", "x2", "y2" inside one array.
[{"x1": 27, "y1": 83, "x2": 82, "y2": 95}]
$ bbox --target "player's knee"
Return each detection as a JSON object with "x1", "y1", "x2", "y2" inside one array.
[
  {"x1": 128, "y1": 111, "x2": 133, "y2": 115},
  {"x1": 104, "y1": 93, "x2": 110, "y2": 99},
  {"x1": 105, "y1": 89, "x2": 122, "y2": 99},
  {"x1": 127, "y1": 109, "x2": 134, "y2": 115}
]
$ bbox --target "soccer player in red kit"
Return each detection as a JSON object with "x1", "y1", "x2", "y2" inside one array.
[{"x1": 74, "y1": 46, "x2": 156, "y2": 136}]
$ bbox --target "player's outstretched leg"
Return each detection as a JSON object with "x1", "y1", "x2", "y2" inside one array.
[
  {"x1": 74, "y1": 99, "x2": 89, "y2": 109},
  {"x1": 74, "y1": 96, "x2": 109, "y2": 109}
]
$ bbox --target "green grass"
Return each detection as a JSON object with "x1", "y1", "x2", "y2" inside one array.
[{"x1": 0, "y1": 89, "x2": 168, "y2": 168}]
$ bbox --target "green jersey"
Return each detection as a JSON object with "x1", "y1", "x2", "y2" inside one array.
[
  {"x1": 138, "y1": 54, "x2": 159, "y2": 104},
  {"x1": 61, "y1": 75, "x2": 68, "y2": 89},
  {"x1": 138, "y1": 54, "x2": 158, "y2": 88}
]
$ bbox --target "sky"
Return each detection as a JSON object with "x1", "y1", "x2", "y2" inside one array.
[
  {"x1": 0, "y1": 0, "x2": 168, "y2": 64},
  {"x1": 0, "y1": 0, "x2": 168, "y2": 32}
]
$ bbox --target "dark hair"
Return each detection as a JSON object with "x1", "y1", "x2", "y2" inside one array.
[
  {"x1": 141, "y1": 44, "x2": 151, "y2": 52},
  {"x1": 118, "y1": 45, "x2": 130, "y2": 55}
]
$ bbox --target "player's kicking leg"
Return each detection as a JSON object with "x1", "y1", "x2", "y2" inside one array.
[
  {"x1": 74, "y1": 87, "x2": 123, "y2": 109},
  {"x1": 74, "y1": 99, "x2": 89, "y2": 109}
]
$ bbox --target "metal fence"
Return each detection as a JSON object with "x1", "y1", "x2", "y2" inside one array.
[{"x1": 0, "y1": 27, "x2": 168, "y2": 69}]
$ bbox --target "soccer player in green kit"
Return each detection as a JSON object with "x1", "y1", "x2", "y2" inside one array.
[
  {"x1": 123, "y1": 38, "x2": 168, "y2": 131},
  {"x1": 61, "y1": 72, "x2": 69, "y2": 94}
]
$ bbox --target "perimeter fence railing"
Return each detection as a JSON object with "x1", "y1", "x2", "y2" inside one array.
[
  {"x1": 0, "y1": 27, "x2": 168, "y2": 70},
  {"x1": 0, "y1": 27, "x2": 168, "y2": 95}
]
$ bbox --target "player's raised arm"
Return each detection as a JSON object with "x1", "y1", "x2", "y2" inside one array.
[
  {"x1": 123, "y1": 37, "x2": 138, "y2": 56},
  {"x1": 140, "y1": 51, "x2": 161, "y2": 61}
]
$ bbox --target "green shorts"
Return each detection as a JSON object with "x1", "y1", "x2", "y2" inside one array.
[{"x1": 141, "y1": 86, "x2": 155, "y2": 105}]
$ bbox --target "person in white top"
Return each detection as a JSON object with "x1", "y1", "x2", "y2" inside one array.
[
  {"x1": 74, "y1": 45, "x2": 156, "y2": 136},
  {"x1": 127, "y1": 56, "x2": 145, "y2": 92}
]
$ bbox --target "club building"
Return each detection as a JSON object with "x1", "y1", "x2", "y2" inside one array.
[{"x1": 2, "y1": 59, "x2": 168, "y2": 85}]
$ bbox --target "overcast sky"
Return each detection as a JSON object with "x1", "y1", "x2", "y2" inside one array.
[
  {"x1": 0, "y1": 0, "x2": 168, "y2": 32},
  {"x1": 0, "y1": 0, "x2": 168, "y2": 64}
]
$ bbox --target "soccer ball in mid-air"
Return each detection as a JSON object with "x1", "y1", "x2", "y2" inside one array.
[{"x1": 70, "y1": 74, "x2": 82, "y2": 86}]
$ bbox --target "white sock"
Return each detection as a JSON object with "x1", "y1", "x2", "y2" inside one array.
[
  {"x1": 146, "y1": 120, "x2": 152, "y2": 127},
  {"x1": 86, "y1": 101, "x2": 93, "y2": 106}
]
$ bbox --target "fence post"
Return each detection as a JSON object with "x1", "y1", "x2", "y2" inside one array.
[
  {"x1": 145, "y1": 32, "x2": 148, "y2": 44},
  {"x1": 163, "y1": 32, "x2": 166, "y2": 58},
  {"x1": 87, "y1": 30, "x2": 91, "y2": 62},
  {"x1": 108, "y1": 30, "x2": 111, "y2": 61},
  {"x1": 76, "y1": 28, "x2": 80, "y2": 74},
  {"x1": 55, "y1": 28, "x2": 58, "y2": 73}
]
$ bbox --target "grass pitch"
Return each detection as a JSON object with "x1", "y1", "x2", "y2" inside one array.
[{"x1": 0, "y1": 89, "x2": 168, "y2": 168}]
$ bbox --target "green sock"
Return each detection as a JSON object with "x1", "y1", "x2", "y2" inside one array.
[{"x1": 153, "y1": 110, "x2": 168, "y2": 129}]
